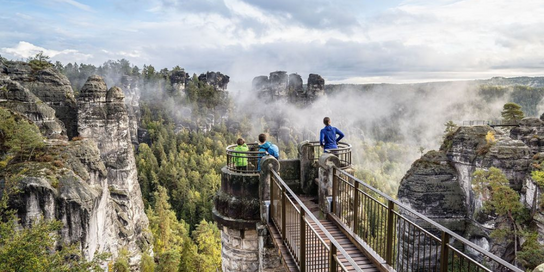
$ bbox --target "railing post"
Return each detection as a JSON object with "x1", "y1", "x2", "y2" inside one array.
[
  {"x1": 332, "y1": 168, "x2": 337, "y2": 214},
  {"x1": 270, "y1": 177, "x2": 274, "y2": 224},
  {"x1": 300, "y1": 209, "x2": 306, "y2": 272},
  {"x1": 353, "y1": 181, "x2": 359, "y2": 233},
  {"x1": 385, "y1": 200, "x2": 394, "y2": 266},
  {"x1": 329, "y1": 242, "x2": 337, "y2": 272},
  {"x1": 440, "y1": 232, "x2": 450, "y2": 272},
  {"x1": 281, "y1": 184, "x2": 287, "y2": 239}
]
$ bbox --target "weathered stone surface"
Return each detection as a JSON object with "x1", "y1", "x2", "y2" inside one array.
[
  {"x1": 398, "y1": 150, "x2": 466, "y2": 222},
  {"x1": 251, "y1": 71, "x2": 325, "y2": 104},
  {"x1": 77, "y1": 76, "x2": 150, "y2": 265},
  {"x1": 198, "y1": 71, "x2": 230, "y2": 91},
  {"x1": 269, "y1": 71, "x2": 288, "y2": 97},
  {"x1": 510, "y1": 117, "x2": 544, "y2": 154},
  {"x1": 307, "y1": 73, "x2": 325, "y2": 98},
  {"x1": 288, "y1": 73, "x2": 303, "y2": 94},
  {"x1": 0, "y1": 62, "x2": 78, "y2": 138},
  {"x1": 401, "y1": 125, "x2": 534, "y2": 267},
  {"x1": 0, "y1": 76, "x2": 65, "y2": 138}
]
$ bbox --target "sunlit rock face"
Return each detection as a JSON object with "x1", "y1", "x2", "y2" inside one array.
[
  {"x1": 1, "y1": 62, "x2": 78, "y2": 138},
  {"x1": 0, "y1": 67, "x2": 151, "y2": 268},
  {"x1": 77, "y1": 76, "x2": 151, "y2": 264},
  {"x1": 399, "y1": 125, "x2": 535, "y2": 266}
]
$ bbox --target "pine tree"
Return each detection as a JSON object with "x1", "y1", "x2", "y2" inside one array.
[{"x1": 501, "y1": 102, "x2": 524, "y2": 124}]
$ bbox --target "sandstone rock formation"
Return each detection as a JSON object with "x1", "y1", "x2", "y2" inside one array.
[
  {"x1": 399, "y1": 125, "x2": 535, "y2": 266},
  {"x1": 198, "y1": 71, "x2": 229, "y2": 91},
  {"x1": 77, "y1": 76, "x2": 151, "y2": 263},
  {"x1": 0, "y1": 76, "x2": 65, "y2": 138},
  {"x1": 0, "y1": 67, "x2": 151, "y2": 267},
  {"x1": 252, "y1": 71, "x2": 325, "y2": 104},
  {"x1": 1, "y1": 61, "x2": 78, "y2": 138}
]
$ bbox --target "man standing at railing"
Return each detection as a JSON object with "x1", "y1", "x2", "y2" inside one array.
[{"x1": 320, "y1": 117, "x2": 344, "y2": 151}]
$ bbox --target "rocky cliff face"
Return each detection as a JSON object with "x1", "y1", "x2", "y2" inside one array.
[
  {"x1": 0, "y1": 67, "x2": 151, "y2": 267},
  {"x1": 1, "y1": 61, "x2": 78, "y2": 138},
  {"x1": 398, "y1": 125, "x2": 535, "y2": 264},
  {"x1": 198, "y1": 71, "x2": 229, "y2": 91},
  {"x1": 77, "y1": 76, "x2": 151, "y2": 262},
  {"x1": 252, "y1": 71, "x2": 325, "y2": 104}
]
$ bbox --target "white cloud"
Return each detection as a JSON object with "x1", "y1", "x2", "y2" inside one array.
[{"x1": 1, "y1": 41, "x2": 92, "y2": 63}]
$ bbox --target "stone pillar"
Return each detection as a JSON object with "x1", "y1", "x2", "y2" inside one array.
[
  {"x1": 213, "y1": 166, "x2": 262, "y2": 272},
  {"x1": 299, "y1": 141, "x2": 318, "y2": 195},
  {"x1": 317, "y1": 153, "x2": 340, "y2": 214}
]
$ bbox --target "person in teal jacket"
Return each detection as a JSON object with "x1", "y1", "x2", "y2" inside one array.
[
  {"x1": 257, "y1": 133, "x2": 279, "y2": 170},
  {"x1": 234, "y1": 138, "x2": 249, "y2": 170}
]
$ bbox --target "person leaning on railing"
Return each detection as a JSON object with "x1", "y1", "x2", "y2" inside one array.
[
  {"x1": 320, "y1": 117, "x2": 344, "y2": 152},
  {"x1": 233, "y1": 138, "x2": 249, "y2": 170}
]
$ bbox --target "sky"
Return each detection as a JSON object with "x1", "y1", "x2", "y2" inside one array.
[{"x1": 1, "y1": 0, "x2": 544, "y2": 84}]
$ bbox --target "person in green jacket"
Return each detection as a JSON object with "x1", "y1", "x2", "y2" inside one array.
[{"x1": 234, "y1": 138, "x2": 249, "y2": 170}]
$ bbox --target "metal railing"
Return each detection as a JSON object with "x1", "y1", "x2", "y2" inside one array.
[
  {"x1": 462, "y1": 120, "x2": 520, "y2": 127},
  {"x1": 307, "y1": 141, "x2": 352, "y2": 169},
  {"x1": 225, "y1": 143, "x2": 266, "y2": 173},
  {"x1": 270, "y1": 169, "x2": 362, "y2": 272},
  {"x1": 331, "y1": 167, "x2": 523, "y2": 272}
]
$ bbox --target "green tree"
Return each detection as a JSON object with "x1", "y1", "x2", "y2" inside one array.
[
  {"x1": 472, "y1": 167, "x2": 524, "y2": 265},
  {"x1": 27, "y1": 51, "x2": 53, "y2": 70},
  {"x1": 192, "y1": 220, "x2": 221, "y2": 272},
  {"x1": 501, "y1": 102, "x2": 524, "y2": 124},
  {"x1": 443, "y1": 120, "x2": 457, "y2": 134}
]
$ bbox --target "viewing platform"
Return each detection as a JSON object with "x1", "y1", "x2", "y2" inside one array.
[{"x1": 216, "y1": 141, "x2": 523, "y2": 272}]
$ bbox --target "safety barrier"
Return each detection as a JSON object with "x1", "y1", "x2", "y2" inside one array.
[
  {"x1": 270, "y1": 169, "x2": 361, "y2": 272},
  {"x1": 331, "y1": 167, "x2": 523, "y2": 272}
]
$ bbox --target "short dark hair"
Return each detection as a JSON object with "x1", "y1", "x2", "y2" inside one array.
[
  {"x1": 323, "y1": 117, "x2": 331, "y2": 125},
  {"x1": 237, "y1": 138, "x2": 245, "y2": 145},
  {"x1": 258, "y1": 133, "x2": 266, "y2": 143}
]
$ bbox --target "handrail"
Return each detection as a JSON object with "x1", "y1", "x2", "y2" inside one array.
[
  {"x1": 306, "y1": 141, "x2": 352, "y2": 169},
  {"x1": 225, "y1": 143, "x2": 266, "y2": 173},
  {"x1": 270, "y1": 169, "x2": 363, "y2": 272},
  {"x1": 462, "y1": 120, "x2": 520, "y2": 127},
  {"x1": 333, "y1": 166, "x2": 523, "y2": 272}
]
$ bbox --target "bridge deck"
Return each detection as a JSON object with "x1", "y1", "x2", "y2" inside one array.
[{"x1": 268, "y1": 195, "x2": 381, "y2": 272}]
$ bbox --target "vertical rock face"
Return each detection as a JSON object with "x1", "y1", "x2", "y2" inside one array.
[
  {"x1": 307, "y1": 74, "x2": 325, "y2": 98},
  {"x1": 0, "y1": 62, "x2": 78, "y2": 138},
  {"x1": 269, "y1": 71, "x2": 288, "y2": 97},
  {"x1": 0, "y1": 76, "x2": 65, "y2": 138},
  {"x1": 288, "y1": 73, "x2": 303, "y2": 94},
  {"x1": 198, "y1": 71, "x2": 230, "y2": 91},
  {"x1": 252, "y1": 76, "x2": 269, "y2": 93},
  {"x1": 1, "y1": 69, "x2": 151, "y2": 267},
  {"x1": 251, "y1": 71, "x2": 325, "y2": 104},
  {"x1": 77, "y1": 76, "x2": 150, "y2": 263},
  {"x1": 169, "y1": 68, "x2": 189, "y2": 94},
  {"x1": 398, "y1": 125, "x2": 533, "y2": 265}
]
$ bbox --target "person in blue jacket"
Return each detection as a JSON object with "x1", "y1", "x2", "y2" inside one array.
[
  {"x1": 320, "y1": 117, "x2": 344, "y2": 151},
  {"x1": 258, "y1": 133, "x2": 279, "y2": 159},
  {"x1": 257, "y1": 133, "x2": 279, "y2": 170}
]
